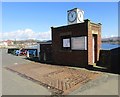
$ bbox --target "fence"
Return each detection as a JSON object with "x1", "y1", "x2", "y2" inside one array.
[{"x1": 98, "y1": 47, "x2": 120, "y2": 74}]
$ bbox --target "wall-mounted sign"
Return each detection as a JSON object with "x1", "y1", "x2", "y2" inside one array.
[
  {"x1": 63, "y1": 38, "x2": 70, "y2": 47},
  {"x1": 92, "y1": 30, "x2": 98, "y2": 34},
  {"x1": 71, "y1": 36, "x2": 87, "y2": 50}
]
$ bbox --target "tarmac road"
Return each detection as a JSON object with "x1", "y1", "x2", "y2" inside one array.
[
  {"x1": 2, "y1": 49, "x2": 51, "y2": 95},
  {"x1": 1, "y1": 49, "x2": 119, "y2": 95},
  {"x1": 2, "y1": 49, "x2": 31, "y2": 67}
]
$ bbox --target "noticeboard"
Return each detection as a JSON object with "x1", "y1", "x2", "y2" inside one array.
[{"x1": 71, "y1": 36, "x2": 87, "y2": 50}]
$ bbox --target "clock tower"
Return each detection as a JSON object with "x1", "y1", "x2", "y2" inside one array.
[{"x1": 67, "y1": 8, "x2": 84, "y2": 25}]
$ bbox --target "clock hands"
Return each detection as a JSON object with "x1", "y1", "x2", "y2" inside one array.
[{"x1": 71, "y1": 13, "x2": 74, "y2": 18}]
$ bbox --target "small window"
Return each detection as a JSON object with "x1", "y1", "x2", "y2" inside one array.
[
  {"x1": 61, "y1": 36, "x2": 71, "y2": 50},
  {"x1": 63, "y1": 38, "x2": 70, "y2": 47}
]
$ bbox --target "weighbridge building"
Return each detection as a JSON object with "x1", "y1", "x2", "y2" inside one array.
[{"x1": 40, "y1": 8, "x2": 101, "y2": 67}]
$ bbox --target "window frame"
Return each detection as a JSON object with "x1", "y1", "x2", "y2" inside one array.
[{"x1": 61, "y1": 36, "x2": 71, "y2": 50}]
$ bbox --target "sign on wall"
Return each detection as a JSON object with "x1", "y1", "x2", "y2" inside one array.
[
  {"x1": 71, "y1": 36, "x2": 87, "y2": 50},
  {"x1": 92, "y1": 30, "x2": 98, "y2": 34},
  {"x1": 63, "y1": 38, "x2": 70, "y2": 47}
]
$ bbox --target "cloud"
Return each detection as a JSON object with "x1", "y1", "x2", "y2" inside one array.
[{"x1": 0, "y1": 29, "x2": 51, "y2": 41}]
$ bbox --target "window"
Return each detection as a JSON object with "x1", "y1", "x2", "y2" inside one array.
[
  {"x1": 61, "y1": 36, "x2": 87, "y2": 50},
  {"x1": 61, "y1": 36, "x2": 71, "y2": 50},
  {"x1": 63, "y1": 38, "x2": 70, "y2": 47}
]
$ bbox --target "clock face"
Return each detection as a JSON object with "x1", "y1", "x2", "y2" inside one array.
[
  {"x1": 68, "y1": 11, "x2": 77, "y2": 22},
  {"x1": 78, "y1": 10, "x2": 83, "y2": 22}
]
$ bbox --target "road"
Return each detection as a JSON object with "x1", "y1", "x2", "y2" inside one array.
[
  {"x1": 1, "y1": 49, "x2": 119, "y2": 95},
  {"x1": 2, "y1": 49, "x2": 51, "y2": 95}
]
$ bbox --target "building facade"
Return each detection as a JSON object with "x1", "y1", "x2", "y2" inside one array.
[
  {"x1": 40, "y1": 8, "x2": 101, "y2": 67},
  {"x1": 51, "y1": 19, "x2": 101, "y2": 67}
]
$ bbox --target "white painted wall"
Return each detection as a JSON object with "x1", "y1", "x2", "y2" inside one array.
[{"x1": 37, "y1": 43, "x2": 40, "y2": 59}]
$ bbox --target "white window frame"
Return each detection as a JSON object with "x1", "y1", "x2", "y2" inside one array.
[{"x1": 63, "y1": 38, "x2": 70, "y2": 48}]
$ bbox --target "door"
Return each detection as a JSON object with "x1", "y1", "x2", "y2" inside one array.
[
  {"x1": 92, "y1": 34, "x2": 97, "y2": 63},
  {"x1": 43, "y1": 52, "x2": 46, "y2": 61},
  {"x1": 92, "y1": 36, "x2": 95, "y2": 63}
]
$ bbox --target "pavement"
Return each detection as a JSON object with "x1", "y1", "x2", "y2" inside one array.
[
  {"x1": 2, "y1": 49, "x2": 51, "y2": 95},
  {"x1": 70, "y1": 73, "x2": 119, "y2": 95},
  {"x1": 5, "y1": 63, "x2": 102, "y2": 95},
  {"x1": 1, "y1": 49, "x2": 119, "y2": 95},
  {"x1": 2, "y1": 69, "x2": 51, "y2": 95}
]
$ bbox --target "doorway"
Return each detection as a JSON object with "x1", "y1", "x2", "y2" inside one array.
[{"x1": 92, "y1": 34, "x2": 97, "y2": 63}]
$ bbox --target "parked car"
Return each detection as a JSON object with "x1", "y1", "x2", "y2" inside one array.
[
  {"x1": 13, "y1": 50, "x2": 17, "y2": 55},
  {"x1": 20, "y1": 49, "x2": 27, "y2": 55},
  {"x1": 27, "y1": 50, "x2": 36, "y2": 58},
  {"x1": 15, "y1": 50, "x2": 20, "y2": 56},
  {"x1": 15, "y1": 49, "x2": 27, "y2": 56}
]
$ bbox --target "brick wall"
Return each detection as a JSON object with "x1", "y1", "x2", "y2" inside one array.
[
  {"x1": 40, "y1": 44, "x2": 52, "y2": 63},
  {"x1": 51, "y1": 19, "x2": 101, "y2": 67},
  {"x1": 88, "y1": 21, "x2": 101, "y2": 65}
]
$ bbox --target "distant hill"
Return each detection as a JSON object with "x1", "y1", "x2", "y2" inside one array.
[
  {"x1": 12, "y1": 39, "x2": 41, "y2": 44},
  {"x1": 102, "y1": 37, "x2": 120, "y2": 44}
]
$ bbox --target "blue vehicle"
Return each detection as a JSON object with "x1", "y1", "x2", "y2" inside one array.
[
  {"x1": 15, "y1": 50, "x2": 21, "y2": 56},
  {"x1": 27, "y1": 50, "x2": 36, "y2": 58}
]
